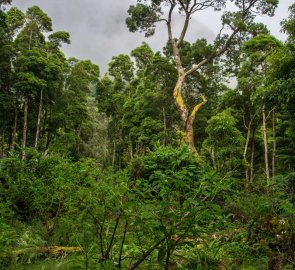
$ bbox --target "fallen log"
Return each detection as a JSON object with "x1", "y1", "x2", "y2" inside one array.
[{"x1": 13, "y1": 246, "x2": 83, "y2": 257}]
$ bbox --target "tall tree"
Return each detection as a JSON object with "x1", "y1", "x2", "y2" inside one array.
[
  {"x1": 11, "y1": 6, "x2": 52, "y2": 159},
  {"x1": 0, "y1": 7, "x2": 12, "y2": 156},
  {"x1": 33, "y1": 31, "x2": 70, "y2": 149},
  {"x1": 243, "y1": 34, "x2": 282, "y2": 182},
  {"x1": 62, "y1": 58, "x2": 99, "y2": 158},
  {"x1": 0, "y1": 6, "x2": 25, "y2": 154},
  {"x1": 264, "y1": 3, "x2": 295, "y2": 173},
  {"x1": 126, "y1": 0, "x2": 278, "y2": 157}
]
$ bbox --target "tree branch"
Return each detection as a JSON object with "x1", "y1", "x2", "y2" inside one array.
[
  {"x1": 176, "y1": 10, "x2": 191, "y2": 48},
  {"x1": 128, "y1": 236, "x2": 166, "y2": 270},
  {"x1": 101, "y1": 210, "x2": 122, "y2": 262},
  {"x1": 185, "y1": 27, "x2": 239, "y2": 77},
  {"x1": 167, "y1": 2, "x2": 175, "y2": 43},
  {"x1": 190, "y1": 95, "x2": 208, "y2": 122}
]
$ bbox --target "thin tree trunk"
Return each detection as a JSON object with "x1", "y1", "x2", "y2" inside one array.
[
  {"x1": 21, "y1": 28, "x2": 33, "y2": 160},
  {"x1": 102, "y1": 211, "x2": 121, "y2": 262},
  {"x1": 163, "y1": 107, "x2": 167, "y2": 145},
  {"x1": 29, "y1": 29, "x2": 33, "y2": 51},
  {"x1": 128, "y1": 236, "x2": 166, "y2": 270},
  {"x1": 46, "y1": 131, "x2": 51, "y2": 150},
  {"x1": 272, "y1": 108, "x2": 276, "y2": 178},
  {"x1": 118, "y1": 219, "x2": 128, "y2": 269},
  {"x1": 44, "y1": 108, "x2": 51, "y2": 150},
  {"x1": 21, "y1": 95, "x2": 28, "y2": 160},
  {"x1": 118, "y1": 156, "x2": 121, "y2": 170},
  {"x1": 244, "y1": 119, "x2": 252, "y2": 181},
  {"x1": 211, "y1": 147, "x2": 216, "y2": 169},
  {"x1": 11, "y1": 106, "x2": 18, "y2": 151},
  {"x1": 112, "y1": 141, "x2": 116, "y2": 167},
  {"x1": 262, "y1": 106, "x2": 270, "y2": 183},
  {"x1": 250, "y1": 129, "x2": 255, "y2": 183},
  {"x1": 0, "y1": 132, "x2": 4, "y2": 158},
  {"x1": 34, "y1": 88, "x2": 43, "y2": 149},
  {"x1": 165, "y1": 244, "x2": 172, "y2": 270},
  {"x1": 75, "y1": 125, "x2": 81, "y2": 155},
  {"x1": 129, "y1": 139, "x2": 133, "y2": 160}
]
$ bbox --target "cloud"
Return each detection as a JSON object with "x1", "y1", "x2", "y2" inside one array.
[{"x1": 12, "y1": 0, "x2": 293, "y2": 74}]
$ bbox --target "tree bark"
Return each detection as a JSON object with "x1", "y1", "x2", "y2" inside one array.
[
  {"x1": 165, "y1": 246, "x2": 172, "y2": 270},
  {"x1": 244, "y1": 118, "x2": 252, "y2": 181},
  {"x1": 163, "y1": 107, "x2": 167, "y2": 145},
  {"x1": 13, "y1": 246, "x2": 83, "y2": 257},
  {"x1": 21, "y1": 95, "x2": 28, "y2": 160},
  {"x1": 262, "y1": 106, "x2": 270, "y2": 183},
  {"x1": 101, "y1": 211, "x2": 121, "y2": 262},
  {"x1": 148, "y1": 0, "x2": 252, "y2": 157},
  {"x1": 34, "y1": 88, "x2": 43, "y2": 149},
  {"x1": 118, "y1": 219, "x2": 128, "y2": 269},
  {"x1": 250, "y1": 129, "x2": 255, "y2": 183},
  {"x1": 173, "y1": 74, "x2": 207, "y2": 156},
  {"x1": 129, "y1": 139, "x2": 133, "y2": 160},
  {"x1": 75, "y1": 125, "x2": 81, "y2": 155},
  {"x1": 112, "y1": 141, "x2": 116, "y2": 167},
  {"x1": 0, "y1": 132, "x2": 4, "y2": 158},
  {"x1": 211, "y1": 147, "x2": 217, "y2": 169},
  {"x1": 272, "y1": 108, "x2": 276, "y2": 178},
  {"x1": 184, "y1": 95, "x2": 207, "y2": 156},
  {"x1": 20, "y1": 29, "x2": 33, "y2": 160},
  {"x1": 11, "y1": 106, "x2": 18, "y2": 151}
]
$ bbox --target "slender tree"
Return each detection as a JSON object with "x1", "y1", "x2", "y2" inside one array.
[
  {"x1": 11, "y1": 6, "x2": 52, "y2": 159},
  {"x1": 243, "y1": 34, "x2": 282, "y2": 182}
]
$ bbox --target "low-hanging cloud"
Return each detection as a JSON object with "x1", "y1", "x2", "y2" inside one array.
[{"x1": 12, "y1": 0, "x2": 292, "y2": 74}]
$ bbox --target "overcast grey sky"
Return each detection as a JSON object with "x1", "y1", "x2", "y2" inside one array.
[{"x1": 12, "y1": 0, "x2": 293, "y2": 73}]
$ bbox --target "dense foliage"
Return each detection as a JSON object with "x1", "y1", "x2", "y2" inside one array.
[{"x1": 0, "y1": 1, "x2": 294, "y2": 269}]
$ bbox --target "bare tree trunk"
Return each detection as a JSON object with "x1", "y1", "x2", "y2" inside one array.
[
  {"x1": 184, "y1": 116, "x2": 196, "y2": 153},
  {"x1": 165, "y1": 246, "x2": 172, "y2": 270},
  {"x1": 20, "y1": 29, "x2": 33, "y2": 160},
  {"x1": 244, "y1": 119, "x2": 252, "y2": 181},
  {"x1": 75, "y1": 125, "x2": 81, "y2": 155},
  {"x1": 163, "y1": 107, "x2": 167, "y2": 145},
  {"x1": 101, "y1": 211, "x2": 121, "y2": 262},
  {"x1": 21, "y1": 95, "x2": 28, "y2": 160},
  {"x1": 250, "y1": 129, "x2": 255, "y2": 183},
  {"x1": 129, "y1": 139, "x2": 133, "y2": 160},
  {"x1": 112, "y1": 141, "x2": 116, "y2": 167},
  {"x1": 118, "y1": 219, "x2": 128, "y2": 269},
  {"x1": 0, "y1": 132, "x2": 4, "y2": 158},
  {"x1": 262, "y1": 106, "x2": 270, "y2": 183},
  {"x1": 211, "y1": 147, "x2": 217, "y2": 169},
  {"x1": 29, "y1": 29, "x2": 33, "y2": 51},
  {"x1": 173, "y1": 74, "x2": 207, "y2": 157},
  {"x1": 11, "y1": 106, "x2": 18, "y2": 151},
  {"x1": 34, "y1": 88, "x2": 43, "y2": 149},
  {"x1": 272, "y1": 108, "x2": 276, "y2": 178},
  {"x1": 46, "y1": 131, "x2": 51, "y2": 150}
]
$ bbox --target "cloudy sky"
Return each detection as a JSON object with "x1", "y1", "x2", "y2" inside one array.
[{"x1": 12, "y1": 0, "x2": 293, "y2": 73}]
